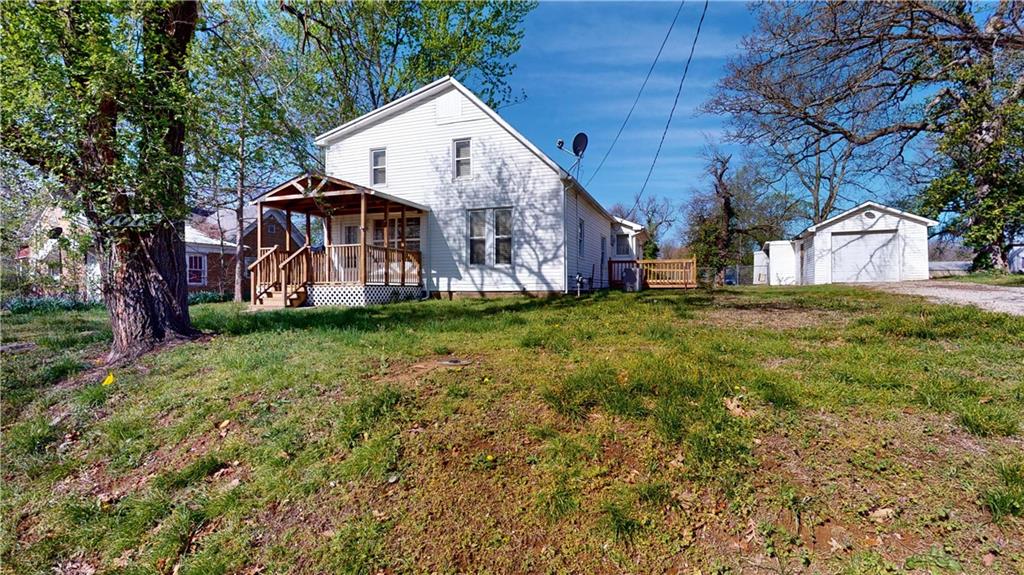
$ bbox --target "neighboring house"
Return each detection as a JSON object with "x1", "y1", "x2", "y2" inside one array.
[
  {"x1": 248, "y1": 77, "x2": 649, "y2": 308},
  {"x1": 759, "y1": 201, "x2": 938, "y2": 285},
  {"x1": 189, "y1": 207, "x2": 305, "y2": 294},
  {"x1": 17, "y1": 206, "x2": 239, "y2": 299}
]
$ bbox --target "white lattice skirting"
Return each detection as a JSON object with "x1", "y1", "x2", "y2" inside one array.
[{"x1": 305, "y1": 285, "x2": 423, "y2": 307}]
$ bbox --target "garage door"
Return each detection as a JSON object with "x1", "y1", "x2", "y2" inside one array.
[{"x1": 831, "y1": 231, "x2": 899, "y2": 283}]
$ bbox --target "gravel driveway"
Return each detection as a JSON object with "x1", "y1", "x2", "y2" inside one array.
[{"x1": 872, "y1": 280, "x2": 1024, "y2": 315}]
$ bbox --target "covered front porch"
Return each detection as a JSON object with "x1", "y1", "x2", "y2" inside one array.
[{"x1": 248, "y1": 173, "x2": 428, "y2": 309}]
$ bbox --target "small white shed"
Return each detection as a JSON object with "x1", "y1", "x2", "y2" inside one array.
[
  {"x1": 1010, "y1": 245, "x2": 1024, "y2": 273},
  {"x1": 760, "y1": 202, "x2": 937, "y2": 285}
]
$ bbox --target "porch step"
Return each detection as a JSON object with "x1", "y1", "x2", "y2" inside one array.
[{"x1": 251, "y1": 284, "x2": 307, "y2": 309}]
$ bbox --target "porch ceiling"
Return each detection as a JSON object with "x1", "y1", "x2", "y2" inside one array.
[{"x1": 254, "y1": 173, "x2": 429, "y2": 217}]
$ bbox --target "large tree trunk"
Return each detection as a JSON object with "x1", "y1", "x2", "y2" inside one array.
[
  {"x1": 104, "y1": 224, "x2": 197, "y2": 363},
  {"x1": 102, "y1": 0, "x2": 199, "y2": 362}
]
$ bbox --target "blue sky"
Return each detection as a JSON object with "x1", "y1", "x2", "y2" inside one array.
[{"x1": 499, "y1": 1, "x2": 754, "y2": 211}]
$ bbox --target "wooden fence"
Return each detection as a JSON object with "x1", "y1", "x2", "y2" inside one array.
[{"x1": 608, "y1": 258, "x2": 697, "y2": 289}]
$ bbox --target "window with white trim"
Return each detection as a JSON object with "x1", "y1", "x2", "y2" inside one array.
[
  {"x1": 467, "y1": 208, "x2": 512, "y2": 266},
  {"x1": 187, "y1": 254, "x2": 207, "y2": 286},
  {"x1": 454, "y1": 138, "x2": 471, "y2": 179},
  {"x1": 494, "y1": 208, "x2": 512, "y2": 265},
  {"x1": 373, "y1": 217, "x2": 422, "y2": 252},
  {"x1": 615, "y1": 233, "x2": 630, "y2": 256},
  {"x1": 468, "y1": 209, "x2": 486, "y2": 265},
  {"x1": 266, "y1": 222, "x2": 278, "y2": 235},
  {"x1": 370, "y1": 148, "x2": 387, "y2": 186}
]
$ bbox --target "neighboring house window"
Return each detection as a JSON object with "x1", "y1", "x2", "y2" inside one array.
[
  {"x1": 578, "y1": 218, "x2": 585, "y2": 255},
  {"x1": 454, "y1": 138, "x2": 471, "y2": 179},
  {"x1": 187, "y1": 254, "x2": 206, "y2": 286},
  {"x1": 468, "y1": 209, "x2": 487, "y2": 265},
  {"x1": 615, "y1": 233, "x2": 630, "y2": 256},
  {"x1": 494, "y1": 208, "x2": 512, "y2": 265},
  {"x1": 267, "y1": 222, "x2": 278, "y2": 235},
  {"x1": 371, "y1": 148, "x2": 387, "y2": 185},
  {"x1": 343, "y1": 225, "x2": 359, "y2": 245}
]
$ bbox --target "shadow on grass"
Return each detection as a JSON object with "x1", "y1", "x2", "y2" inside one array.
[{"x1": 190, "y1": 291, "x2": 674, "y2": 338}]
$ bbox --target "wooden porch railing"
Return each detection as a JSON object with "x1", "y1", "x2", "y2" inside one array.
[
  {"x1": 364, "y1": 245, "x2": 421, "y2": 286},
  {"x1": 279, "y1": 245, "x2": 311, "y2": 299},
  {"x1": 249, "y1": 246, "x2": 285, "y2": 302},
  {"x1": 608, "y1": 257, "x2": 697, "y2": 289}
]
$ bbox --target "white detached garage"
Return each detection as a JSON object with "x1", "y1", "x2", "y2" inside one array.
[{"x1": 760, "y1": 202, "x2": 937, "y2": 285}]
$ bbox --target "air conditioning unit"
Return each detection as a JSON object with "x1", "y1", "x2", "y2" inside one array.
[{"x1": 621, "y1": 267, "x2": 643, "y2": 292}]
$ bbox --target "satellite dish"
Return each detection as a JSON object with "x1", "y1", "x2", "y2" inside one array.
[{"x1": 572, "y1": 132, "x2": 588, "y2": 157}]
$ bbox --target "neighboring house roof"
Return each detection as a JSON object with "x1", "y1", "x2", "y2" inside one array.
[
  {"x1": 614, "y1": 217, "x2": 644, "y2": 232},
  {"x1": 313, "y1": 76, "x2": 616, "y2": 222},
  {"x1": 189, "y1": 206, "x2": 305, "y2": 246},
  {"x1": 185, "y1": 223, "x2": 238, "y2": 248},
  {"x1": 796, "y1": 201, "x2": 939, "y2": 239}
]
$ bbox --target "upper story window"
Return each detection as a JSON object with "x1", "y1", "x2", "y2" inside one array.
[
  {"x1": 615, "y1": 233, "x2": 631, "y2": 256},
  {"x1": 454, "y1": 138, "x2": 471, "y2": 179},
  {"x1": 371, "y1": 148, "x2": 387, "y2": 186},
  {"x1": 267, "y1": 222, "x2": 278, "y2": 235}
]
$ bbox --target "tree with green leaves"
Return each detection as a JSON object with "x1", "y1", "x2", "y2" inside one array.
[
  {"x1": 188, "y1": 1, "x2": 305, "y2": 302},
  {"x1": 2, "y1": 1, "x2": 200, "y2": 362},
  {"x1": 683, "y1": 152, "x2": 803, "y2": 280},
  {"x1": 278, "y1": 0, "x2": 536, "y2": 141}
]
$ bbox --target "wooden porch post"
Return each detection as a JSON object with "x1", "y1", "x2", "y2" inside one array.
[
  {"x1": 400, "y1": 205, "x2": 407, "y2": 286},
  {"x1": 359, "y1": 193, "x2": 367, "y2": 285},
  {"x1": 257, "y1": 203, "x2": 264, "y2": 250},
  {"x1": 285, "y1": 210, "x2": 292, "y2": 252},
  {"x1": 383, "y1": 199, "x2": 390, "y2": 286}
]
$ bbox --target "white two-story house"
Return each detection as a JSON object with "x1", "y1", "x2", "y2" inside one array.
[{"x1": 249, "y1": 77, "x2": 646, "y2": 308}]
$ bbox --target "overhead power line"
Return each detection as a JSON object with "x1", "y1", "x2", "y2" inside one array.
[
  {"x1": 585, "y1": 0, "x2": 686, "y2": 187},
  {"x1": 628, "y1": 0, "x2": 710, "y2": 221}
]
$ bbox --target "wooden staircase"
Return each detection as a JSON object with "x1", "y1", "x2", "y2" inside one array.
[
  {"x1": 252, "y1": 283, "x2": 307, "y2": 309},
  {"x1": 249, "y1": 245, "x2": 312, "y2": 310}
]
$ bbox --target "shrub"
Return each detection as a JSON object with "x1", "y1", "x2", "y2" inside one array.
[
  {"x1": 188, "y1": 291, "x2": 232, "y2": 305},
  {"x1": 2, "y1": 295, "x2": 100, "y2": 314}
]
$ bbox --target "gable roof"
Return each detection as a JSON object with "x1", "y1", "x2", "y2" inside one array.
[
  {"x1": 797, "y1": 201, "x2": 939, "y2": 238},
  {"x1": 313, "y1": 77, "x2": 616, "y2": 222},
  {"x1": 190, "y1": 206, "x2": 305, "y2": 245}
]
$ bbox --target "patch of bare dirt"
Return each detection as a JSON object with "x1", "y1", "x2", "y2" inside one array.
[{"x1": 700, "y1": 306, "x2": 845, "y2": 329}]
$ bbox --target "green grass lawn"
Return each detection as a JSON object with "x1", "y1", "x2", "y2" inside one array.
[
  {"x1": 938, "y1": 272, "x2": 1024, "y2": 286},
  {"x1": 2, "y1": 286, "x2": 1023, "y2": 574}
]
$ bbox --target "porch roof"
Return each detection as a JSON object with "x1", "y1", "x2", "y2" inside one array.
[{"x1": 253, "y1": 173, "x2": 429, "y2": 217}]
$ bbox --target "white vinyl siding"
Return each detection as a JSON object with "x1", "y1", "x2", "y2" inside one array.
[
  {"x1": 323, "y1": 84, "x2": 565, "y2": 292},
  {"x1": 564, "y1": 187, "x2": 616, "y2": 288}
]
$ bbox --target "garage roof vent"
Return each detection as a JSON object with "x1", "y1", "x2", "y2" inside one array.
[{"x1": 865, "y1": 211, "x2": 877, "y2": 219}]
